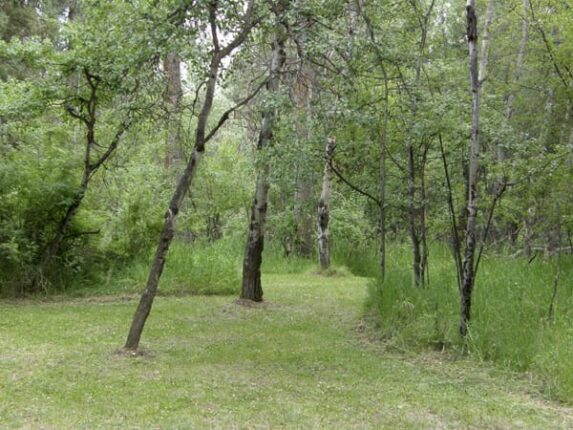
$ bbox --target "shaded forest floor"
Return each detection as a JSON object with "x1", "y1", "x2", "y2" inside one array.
[{"x1": 1, "y1": 273, "x2": 572, "y2": 428}]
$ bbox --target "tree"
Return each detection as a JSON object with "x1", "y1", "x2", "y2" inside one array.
[
  {"x1": 459, "y1": 0, "x2": 481, "y2": 337},
  {"x1": 240, "y1": 0, "x2": 289, "y2": 302},
  {"x1": 125, "y1": 0, "x2": 260, "y2": 350}
]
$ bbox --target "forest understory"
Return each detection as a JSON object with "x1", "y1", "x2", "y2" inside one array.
[{"x1": 2, "y1": 0, "x2": 573, "y2": 427}]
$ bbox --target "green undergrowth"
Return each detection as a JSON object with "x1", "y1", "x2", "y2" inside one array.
[
  {"x1": 71, "y1": 238, "x2": 243, "y2": 297},
  {"x1": 366, "y1": 243, "x2": 573, "y2": 403}
]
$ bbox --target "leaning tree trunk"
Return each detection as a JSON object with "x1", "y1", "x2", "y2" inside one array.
[
  {"x1": 125, "y1": 67, "x2": 216, "y2": 350},
  {"x1": 125, "y1": 0, "x2": 257, "y2": 350},
  {"x1": 240, "y1": 7, "x2": 288, "y2": 302},
  {"x1": 460, "y1": 0, "x2": 481, "y2": 337},
  {"x1": 318, "y1": 138, "x2": 335, "y2": 270}
]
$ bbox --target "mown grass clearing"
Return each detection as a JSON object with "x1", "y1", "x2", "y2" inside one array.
[{"x1": 1, "y1": 273, "x2": 572, "y2": 428}]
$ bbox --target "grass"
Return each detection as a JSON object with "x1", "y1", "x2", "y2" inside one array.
[
  {"x1": 69, "y1": 239, "x2": 243, "y2": 298},
  {"x1": 1, "y1": 272, "x2": 573, "y2": 428},
  {"x1": 367, "y1": 242, "x2": 573, "y2": 403}
]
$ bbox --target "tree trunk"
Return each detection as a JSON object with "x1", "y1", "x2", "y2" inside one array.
[
  {"x1": 293, "y1": 62, "x2": 315, "y2": 257},
  {"x1": 460, "y1": 0, "x2": 481, "y2": 337},
  {"x1": 404, "y1": 0, "x2": 434, "y2": 287},
  {"x1": 504, "y1": 0, "x2": 529, "y2": 134},
  {"x1": 378, "y1": 81, "x2": 388, "y2": 282},
  {"x1": 125, "y1": 0, "x2": 257, "y2": 349},
  {"x1": 478, "y1": 0, "x2": 494, "y2": 86},
  {"x1": 318, "y1": 138, "x2": 335, "y2": 270},
  {"x1": 34, "y1": 72, "x2": 129, "y2": 290},
  {"x1": 357, "y1": 1, "x2": 388, "y2": 281},
  {"x1": 164, "y1": 52, "x2": 183, "y2": 168},
  {"x1": 126, "y1": 147, "x2": 204, "y2": 349},
  {"x1": 407, "y1": 142, "x2": 422, "y2": 286},
  {"x1": 241, "y1": 169, "x2": 270, "y2": 302},
  {"x1": 240, "y1": 8, "x2": 288, "y2": 302}
]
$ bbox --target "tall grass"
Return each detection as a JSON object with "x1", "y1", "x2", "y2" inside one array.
[
  {"x1": 332, "y1": 241, "x2": 381, "y2": 278},
  {"x1": 72, "y1": 238, "x2": 243, "y2": 297},
  {"x1": 366, "y1": 242, "x2": 573, "y2": 402}
]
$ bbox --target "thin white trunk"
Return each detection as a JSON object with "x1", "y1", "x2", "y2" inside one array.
[
  {"x1": 478, "y1": 0, "x2": 494, "y2": 85},
  {"x1": 502, "y1": 0, "x2": 529, "y2": 162},
  {"x1": 318, "y1": 138, "x2": 335, "y2": 270},
  {"x1": 460, "y1": 0, "x2": 481, "y2": 336}
]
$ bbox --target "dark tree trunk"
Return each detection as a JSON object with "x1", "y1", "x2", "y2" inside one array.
[
  {"x1": 126, "y1": 148, "x2": 204, "y2": 348},
  {"x1": 241, "y1": 172, "x2": 270, "y2": 302},
  {"x1": 357, "y1": 2, "x2": 388, "y2": 280},
  {"x1": 407, "y1": 142, "x2": 422, "y2": 286},
  {"x1": 241, "y1": 3, "x2": 288, "y2": 301}
]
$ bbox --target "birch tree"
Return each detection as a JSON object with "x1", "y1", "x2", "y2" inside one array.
[{"x1": 459, "y1": 0, "x2": 481, "y2": 336}]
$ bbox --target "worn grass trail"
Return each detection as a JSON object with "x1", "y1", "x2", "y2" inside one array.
[{"x1": 1, "y1": 273, "x2": 572, "y2": 428}]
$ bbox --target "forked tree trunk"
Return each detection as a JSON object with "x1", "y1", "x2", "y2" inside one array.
[
  {"x1": 34, "y1": 71, "x2": 129, "y2": 290},
  {"x1": 125, "y1": 1, "x2": 256, "y2": 350},
  {"x1": 460, "y1": 0, "x2": 481, "y2": 337},
  {"x1": 318, "y1": 138, "x2": 335, "y2": 270},
  {"x1": 240, "y1": 8, "x2": 288, "y2": 302}
]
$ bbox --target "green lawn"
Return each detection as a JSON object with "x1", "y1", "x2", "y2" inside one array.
[{"x1": 1, "y1": 273, "x2": 572, "y2": 428}]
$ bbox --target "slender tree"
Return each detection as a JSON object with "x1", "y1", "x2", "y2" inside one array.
[
  {"x1": 125, "y1": 1, "x2": 258, "y2": 350},
  {"x1": 459, "y1": 0, "x2": 481, "y2": 336},
  {"x1": 241, "y1": 0, "x2": 289, "y2": 302}
]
